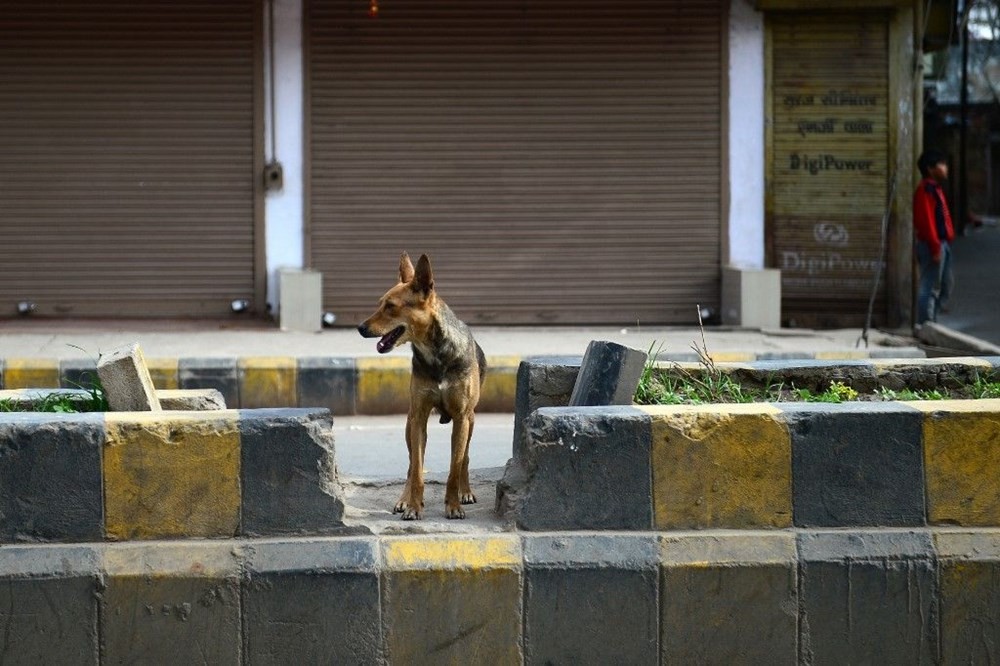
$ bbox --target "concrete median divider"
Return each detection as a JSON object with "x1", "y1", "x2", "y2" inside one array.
[
  {"x1": 0, "y1": 408, "x2": 344, "y2": 543},
  {"x1": 8, "y1": 352, "x2": 1000, "y2": 662}
]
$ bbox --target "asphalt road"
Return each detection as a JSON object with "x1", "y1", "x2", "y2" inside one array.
[
  {"x1": 938, "y1": 220, "x2": 1000, "y2": 346},
  {"x1": 333, "y1": 413, "x2": 514, "y2": 480}
]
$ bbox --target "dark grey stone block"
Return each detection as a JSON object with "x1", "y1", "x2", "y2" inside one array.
[
  {"x1": 242, "y1": 539, "x2": 379, "y2": 665},
  {"x1": 512, "y1": 357, "x2": 581, "y2": 462},
  {"x1": 239, "y1": 409, "x2": 345, "y2": 536},
  {"x1": 0, "y1": 577, "x2": 99, "y2": 664},
  {"x1": 101, "y1": 575, "x2": 241, "y2": 664},
  {"x1": 797, "y1": 531, "x2": 937, "y2": 664},
  {"x1": 0, "y1": 414, "x2": 104, "y2": 542},
  {"x1": 297, "y1": 357, "x2": 356, "y2": 416},
  {"x1": 660, "y1": 533, "x2": 798, "y2": 665},
  {"x1": 568, "y1": 340, "x2": 647, "y2": 407},
  {"x1": 179, "y1": 357, "x2": 239, "y2": 408},
  {"x1": 781, "y1": 403, "x2": 925, "y2": 527},
  {"x1": 524, "y1": 535, "x2": 659, "y2": 665},
  {"x1": 508, "y1": 406, "x2": 652, "y2": 530}
]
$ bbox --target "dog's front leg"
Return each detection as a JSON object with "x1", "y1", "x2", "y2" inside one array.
[
  {"x1": 445, "y1": 413, "x2": 474, "y2": 519},
  {"x1": 395, "y1": 409, "x2": 428, "y2": 520}
]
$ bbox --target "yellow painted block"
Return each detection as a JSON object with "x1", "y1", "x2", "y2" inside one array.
[
  {"x1": 4, "y1": 358, "x2": 60, "y2": 389},
  {"x1": 908, "y1": 399, "x2": 1000, "y2": 526},
  {"x1": 383, "y1": 536, "x2": 520, "y2": 570},
  {"x1": 707, "y1": 352, "x2": 755, "y2": 363},
  {"x1": 146, "y1": 357, "x2": 179, "y2": 390},
  {"x1": 478, "y1": 355, "x2": 519, "y2": 412},
  {"x1": 356, "y1": 356, "x2": 411, "y2": 415},
  {"x1": 238, "y1": 357, "x2": 297, "y2": 408},
  {"x1": 643, "y1": 404, "x2": 792, "y2": 529},
  {"x1": 103, "y1": 411, "x2": 241, "y2": 540}
]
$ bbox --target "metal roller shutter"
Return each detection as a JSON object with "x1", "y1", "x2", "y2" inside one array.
[
  {"x1": 308, "y1": 0, "x2": 722, "y2": 326},
  {"x1": 768, "y1": 12, "x2": 890, "y2": 328},
  {"x1": 0, "y1": 0, "x2": 260, "y2": 319}
]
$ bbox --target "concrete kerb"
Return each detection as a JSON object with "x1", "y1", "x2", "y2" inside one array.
[
  {"x1": 4, "y1": 530, "x2": 1000, "y2": 663},
  {"x1": 0, "y1": 346, "x2": 933, "y2": 415},
  {"x1": 498, "y1": 356, "x2": 1000, "y2": 532},
  {"x1": 0, "y1": 408, "x2": 345, "y2": 543}
]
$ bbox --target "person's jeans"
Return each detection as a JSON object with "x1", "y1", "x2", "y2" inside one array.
[{"x1": 916, "y1": 240, "x2": 952, "y2": 324}]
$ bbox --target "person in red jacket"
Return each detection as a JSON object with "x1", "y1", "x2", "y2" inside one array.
[{"x1": 913, "y1": 149, "x2": 955, "y2": 325}]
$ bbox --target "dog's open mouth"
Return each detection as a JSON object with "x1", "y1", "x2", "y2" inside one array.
[{"x1": 376, "y1": 326, "x2": 405, "y2": 354}]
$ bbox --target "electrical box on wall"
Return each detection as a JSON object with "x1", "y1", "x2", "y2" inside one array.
[{"x1": 263, "y1": 161, "x2": 284, "y2": 192}]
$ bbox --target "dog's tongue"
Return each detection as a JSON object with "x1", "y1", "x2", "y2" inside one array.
[
  {"x1": 377, "y1": 326, "x2": 403, "y2": 354},
  {"x1": 377, "y1": 335, "x2": 393, "y2": 354}
]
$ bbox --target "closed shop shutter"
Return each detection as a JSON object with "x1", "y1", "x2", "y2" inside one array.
[
  {"x1": 307, "y1": 0, "x2": 721, "y2": 326},
  {"x1": 768, "y1": 12, "x2": 890, "y2": 328},
  {"x1": 0, "y1": 0, "x2": 259, "y2": 319}
]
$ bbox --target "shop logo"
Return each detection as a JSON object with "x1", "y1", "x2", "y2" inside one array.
[{"x1": 813, "y1": 222, "x2": 849, "y2": 247}]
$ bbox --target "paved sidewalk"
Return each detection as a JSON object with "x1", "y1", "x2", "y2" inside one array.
[{"x1": 0, "y1": 319, "x2": 918, "y2": 361}]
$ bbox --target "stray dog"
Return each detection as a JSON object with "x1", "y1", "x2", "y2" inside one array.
[{"x1": 357, "y1": 252, "x2": 486, "y2": 520}]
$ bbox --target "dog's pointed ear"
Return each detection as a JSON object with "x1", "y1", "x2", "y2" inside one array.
[
  {"x1": 398, "y1": 252, "x2": 415, "y2": 284},
  {"x1": 413, "y1": 254, "x2": 434, "y2": 296}
]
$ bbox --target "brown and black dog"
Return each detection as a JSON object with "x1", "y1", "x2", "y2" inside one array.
[{"x1": 357, "y1": 252, "x2": 486, "y2": 520}]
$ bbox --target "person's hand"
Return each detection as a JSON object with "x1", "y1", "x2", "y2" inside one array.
[{"x1": 932, "y1": 250, "x2": 942, "y2": 263}]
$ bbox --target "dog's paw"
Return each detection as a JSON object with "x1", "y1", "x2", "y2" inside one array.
[
  {"x1": 394, "y1": 500, "x2": 422, "y2": 520},
  {"x1": 460, "y1": 491, "x2": 477, "y2": 505},
  {"x1": 446, "y1": 504, "x2": 467, "y2": 519}
]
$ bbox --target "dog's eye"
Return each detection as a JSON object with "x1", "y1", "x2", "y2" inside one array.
[{"x1": 384, "y1": 302, "x2": 397, "y2": 312}]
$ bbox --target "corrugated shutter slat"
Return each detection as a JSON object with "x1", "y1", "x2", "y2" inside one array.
[
  {"x1": 308, "y1": 0, "x2": 722, "y2": 326},
  {"x1": 0, "y1": 0, "x2": 257, "y2": 318}
]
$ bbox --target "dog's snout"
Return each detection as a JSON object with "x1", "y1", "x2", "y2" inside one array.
[{"x1": 357, "y1": 323, "x2": 369, "y2": 337}]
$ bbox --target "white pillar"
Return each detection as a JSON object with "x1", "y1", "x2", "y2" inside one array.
[
  {"x1": 264, "y1": 0, "x2": 306, "y2": 316},
  {"x1": 727, "y1": 0, "x2": 765, "y2": 270}
]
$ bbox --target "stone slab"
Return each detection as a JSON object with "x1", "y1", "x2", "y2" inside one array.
[
  {"x1": 568, "y1": 340, "x2": 647, "y2": 407},
  {"x1": 156, "y1": 388, "x2": 227, "y2": 411},
  {"x1": 238, "y1": 356, "x2": 297, "y2": 408},
  {"x1": 103, "y1": 412, "x2": 241, "y2": 540},
  {"x1": 644, "y1": 404, "x2": 792, "y2": 529},
  {"x1": 511, "y1": 357, "x2": 581, "y2": 462},
  {"x1": 297, "y1": 357, "x2": 357, "y2": 416},
  {"x1": 908, "y1": 400, "x2": 1000, "y2": 526},
  {"x1": 96, "y1": 343, "x2": 161, "y2": 411},
  {"x1": 660, "y1": 532, "x2": 798, "y2": 665},
  {"x1": 781, "y1": 402, "x2": 926, "y2": 527},
  {"x1": 524, "y1": 535, "x2": 659, "y2": 665},
  {"x1": 510, "y1": 406, "x2": 652, "y2": 530},
  {"x1": 239, "y1": 409, "x2": 345, "y2": 535},
  {"x1": 797, "y1": 530, "x2": 938, "y2": 663},
  {"x1": 242, "y1": 538, "x2": 380, "y2": 664},
  {"x1": 178, "y1": 357, "x2": 239, "y2": 408},
  {"x1": 381, "y1": 536, "x2": 523, "y2": 664},
  {"x1": 0, "y1": 577, "x2": 99, "y2": 664},
  {"x1": 935, "y1": 530, "x2": 1000, "y2": 662},
  {"x1": 0, "y1": 413, "x2": 104, "y2": 542}
]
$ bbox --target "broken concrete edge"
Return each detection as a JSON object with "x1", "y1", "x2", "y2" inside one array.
[
  {"x1": 0, "y1": 348, "x2": 931, "y2": 413},
  {"x1": 498, "y1": 400, "x2": 1000, "y2": 531},
  {"x1": 0, "y1": 408, "x2": 345, "y2": 543},
  {"x1": 0, "y1": 388, "x2": 226, "y2": 411},
  {"x1": 96, "y1": 342, "x2": 161, "y2": 411},
  {"x1": 1, "y1": 529, "x2": 996, "y2": 664}
]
